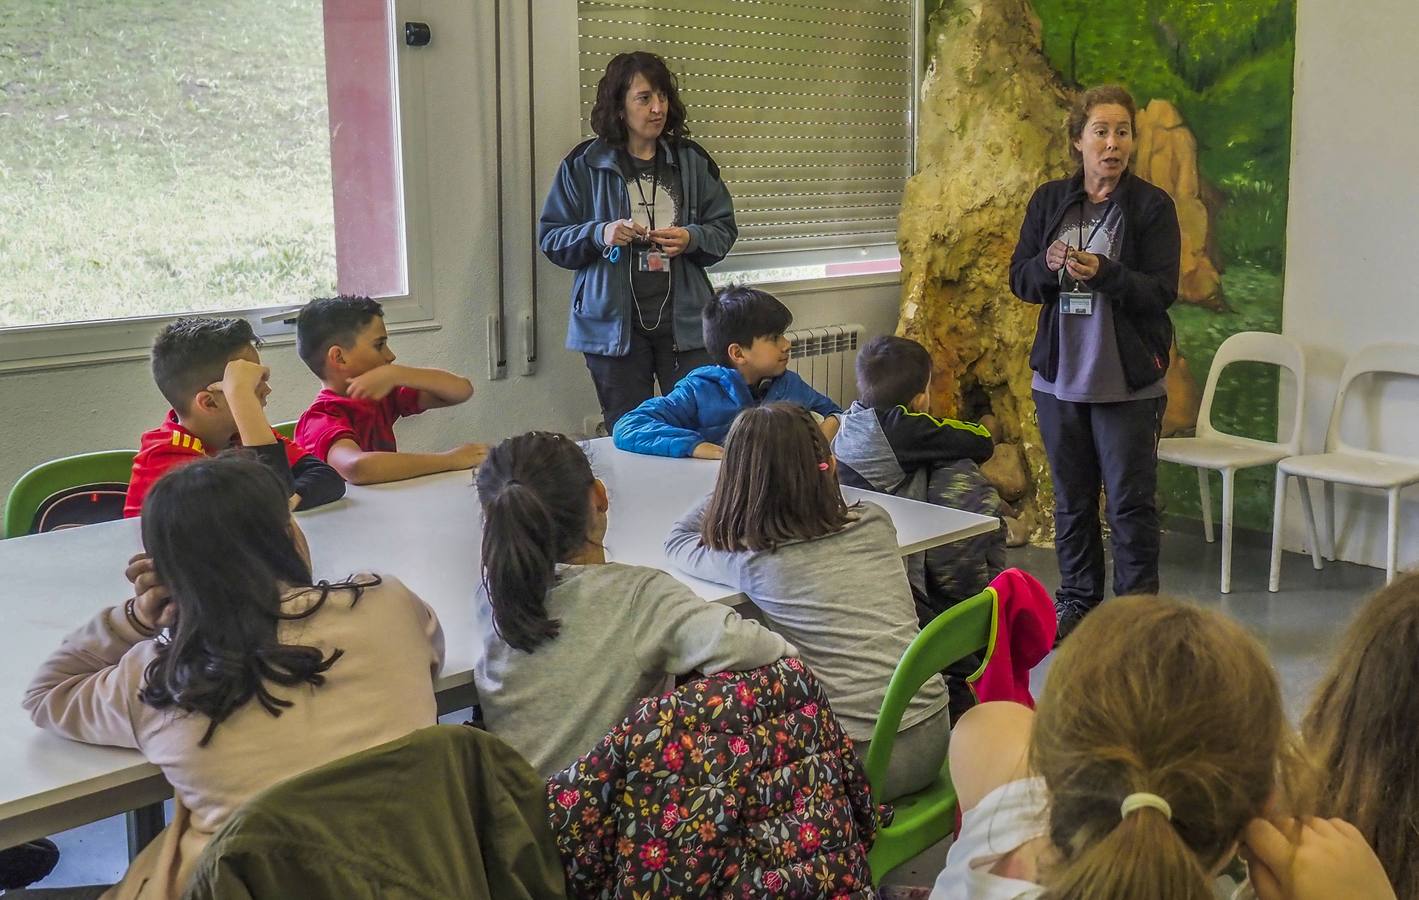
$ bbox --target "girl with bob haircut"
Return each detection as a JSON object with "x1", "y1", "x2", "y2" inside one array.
[
  {"x1": 931, "y1": 595, "x2": 1394, "y2": 900},
  {"x1": 24, "y1": 455, "x2": 444, "y2": 899},
  {"x1": 1302, "y1": 572, "x2": 1419, "y2": 897},
  {"x1": 664, "y1": 402, "x2": 950, "y2": 800},
  {"x1": 473, "y1": 430, "x2": 791, "y2": 778}
]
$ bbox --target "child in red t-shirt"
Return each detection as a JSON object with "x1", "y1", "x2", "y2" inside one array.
[
  {"x1": 124, "y1": 318, "x2": 346, "y2": 517},
  {"x1": 294, "y1": 296, "x2": 486, "y2": 484}
]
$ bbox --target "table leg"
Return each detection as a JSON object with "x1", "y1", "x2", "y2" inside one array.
[{"x1": 126, "y1": 803, "x2": 165, "y2": 859}]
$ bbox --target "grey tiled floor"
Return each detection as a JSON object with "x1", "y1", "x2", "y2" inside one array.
[{"x1": 23, "y1": 525, "x2": 1385, "y2": 891}]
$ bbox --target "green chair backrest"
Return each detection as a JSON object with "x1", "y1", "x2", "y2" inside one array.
[
  {"x1": 272, "y1": 420, "x2": 297, "y2": 440},
  {"x1": 4, "y1": 449, "x2": 138, "y2": 539},
  {"x1": 864, "y1": 588, "x2": 996, "y2": 880}
]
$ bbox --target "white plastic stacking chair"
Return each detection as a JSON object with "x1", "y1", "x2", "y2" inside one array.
[
  {"x1": 1158, "y1": 332, "x2": 1307, "y2": 593},
  {"x1": 1269, "y1": 342, "x2": 1419, "y2": 590}
]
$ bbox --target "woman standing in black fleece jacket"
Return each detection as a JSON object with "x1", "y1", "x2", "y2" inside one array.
[{"x1": 1009, "y1": 84, "x2": 1181, "y2": 642}]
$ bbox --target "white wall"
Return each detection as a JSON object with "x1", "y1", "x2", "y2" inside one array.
[
  {"x1": 0, "y1": 1, "x2": 901, "y2": 500},
  {"x1": 1279, "y1": 0, "x2": 1419, "y2": 568}
]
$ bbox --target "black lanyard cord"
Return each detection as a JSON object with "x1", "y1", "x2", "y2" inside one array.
[
  {"x1": 632, "y1": 158, "x2": 659, "y2": 233},
  {"x1": 1071, "y1": 200, "x2": 1109, "y2": 290}
]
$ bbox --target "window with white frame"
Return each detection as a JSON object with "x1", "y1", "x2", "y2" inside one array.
[
  {"x1": 576, "y1": 0, "x2": 914, "y2": 277},
  {"x1": 0, "y1": 0, "x2": 418, "y2": 349}
]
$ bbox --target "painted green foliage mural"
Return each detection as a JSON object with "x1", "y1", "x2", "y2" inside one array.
[{"x1": 1029, "y1": 0, "x2": 1297, "y2": 529}]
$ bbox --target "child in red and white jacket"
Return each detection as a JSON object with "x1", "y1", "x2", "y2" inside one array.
[{"x1": 124, "y1": 316, "x2": 344, "y2": 517}]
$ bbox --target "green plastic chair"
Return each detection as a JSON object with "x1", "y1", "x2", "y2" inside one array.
[
  {"x1": 272, "y1": 420, "x2": 297, "y2": 440},
  {"x1": 864, "y1": 587, "x2": 997, "y2": 881},
  {"x1": 3, "y1": 449, "x2": 138, "y2": 539}
]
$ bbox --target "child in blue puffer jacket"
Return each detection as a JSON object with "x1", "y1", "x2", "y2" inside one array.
[{"x1": 612, "y1": 286, "x2": 841, "y2": 459}]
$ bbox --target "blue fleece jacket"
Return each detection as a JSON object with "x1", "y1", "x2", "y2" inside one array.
[
  {"x1": 612, "y1": 365, "x2": 843, "y2": 458},
  {"x1": 538, "y1": 137, "x2": 737, "y2": 357}
]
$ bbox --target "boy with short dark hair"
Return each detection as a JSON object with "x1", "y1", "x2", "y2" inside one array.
[
  {"x1": 834, "y1": 335, "x2": 1005, "y2": 616},
  {"x1": 124, "y1": 317, "x2": 345, "y2": 517},
  {"x1": 612, "y1": 286, "x2": 841, "y2": 458},
  {"x1": 294, "y1": 296, "x2": 486, "y2": 484}
]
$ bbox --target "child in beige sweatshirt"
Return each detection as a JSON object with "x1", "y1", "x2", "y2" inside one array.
[{"x1": 23, "y1": 456, "x2": 444, "y2": 900}]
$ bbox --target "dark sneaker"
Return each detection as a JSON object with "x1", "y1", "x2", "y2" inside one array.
[
  {"x1": 0, "y1": 838, "x2": 61, "y2": 890},
  {"x1": 1054, "y1": 604, "x2": 1086, "y2": 648}
]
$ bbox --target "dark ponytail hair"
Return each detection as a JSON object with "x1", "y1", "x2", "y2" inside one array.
[
  {"x1": 138, "y1": 455, "x2": 377, "y2": 746},
  {"x1": 1031, "y1": 595, "x2": 1314, "y2": 899},
  {"x1": 476, "y1": 431, "x2": 597, "y2": 653}
]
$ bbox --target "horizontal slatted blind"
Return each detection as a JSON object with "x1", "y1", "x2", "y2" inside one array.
[{"x1": 578, "y1": 0, "x2": 912, "y2": 254}]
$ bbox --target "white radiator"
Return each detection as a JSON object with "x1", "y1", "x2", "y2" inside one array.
[{"x1": 784, "y1": 323, "x2": 865, "y2": 408}]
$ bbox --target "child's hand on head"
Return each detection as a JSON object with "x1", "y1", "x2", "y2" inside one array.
[
  {"x1": 125, "y1": 553, "x2": 176, "y2": 631},
  {"x1": 1243, "y1": 817, "x2": 1396, "y2": 900},
  {"x1": 346, "y1": 364, "x2": 404, "y2": 402},
  {"x1": 212, "y1": 359, "x2": 269, "y2": 402}
]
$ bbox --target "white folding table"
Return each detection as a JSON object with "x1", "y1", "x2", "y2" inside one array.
[{"x1": 0, "y1": 438, "x2": 997, "y2": 846}]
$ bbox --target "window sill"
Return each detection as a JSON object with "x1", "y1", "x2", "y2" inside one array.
[
  {"x1": 709, "y1": 256, "x2": 901, "y2": 297},
  {"x1": 708, "y1": 245, "x2": 902, "y2": 296},
  {"x1": 0, "y1": 318, "x2": 442, "y2": 376}
]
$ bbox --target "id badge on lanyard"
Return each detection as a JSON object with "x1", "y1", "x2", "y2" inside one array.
[
  {"x1": 1060, "y1": 291, "x2": 1094, "y2": 315},
  {"x1": 637, "y1": 249, "x2": 669, "y2": 272},
  {"x1": 1061, "y1": 201, "x2": 1104, "y2": 316}
]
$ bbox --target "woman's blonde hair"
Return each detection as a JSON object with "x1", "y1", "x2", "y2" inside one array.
[
  {"x1": 1304, "y1": 574, "x2": 1419, "y2": 897},
  {"x1": 1031, "y1": 595, "x2": 1312, "y2": 900}
]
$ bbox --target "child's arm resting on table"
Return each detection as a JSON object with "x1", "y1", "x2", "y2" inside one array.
[
  {"x1": 632, "y1": 570, "x2": 793, "y2": 677},
  {"x1": 325, "y1": 438, "x2": 488, "y2": 485},
  {"x1": 662, "y1": 496, "x2": 744, "y2": 586},
  {"x1": 22, "y1": 604, "x2": 165, "y2": 747},
  {"x1": 612, "y1": 388, "x2": 710, "y2": 458},
  {"x1": 289, "y1": 453, "x2": 346, "y2": 510}
]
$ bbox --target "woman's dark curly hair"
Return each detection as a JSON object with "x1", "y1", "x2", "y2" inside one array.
[{"x1": 589, "y1": 51, "x2": 690, "y2": 146}]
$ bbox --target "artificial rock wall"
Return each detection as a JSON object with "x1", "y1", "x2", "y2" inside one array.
[{"x1": 898, "y1": 0, "x2": 1212, "y2": 540}]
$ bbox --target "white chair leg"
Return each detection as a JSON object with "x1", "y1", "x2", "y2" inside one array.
[
  {"x1": 1297, "y1": 478, "x2": 1324, "y2": 571},
  {"x1": 1220, "y1": 469, "x2": 1235, "y2": 594},
  {"x1": 1198, "y1": 468, "x2": 1215, "y2": 543},
  {"x1": 1387, "y1": 487, "x2": 1400, "y2": 583},
  {"x1": 1323, "y1": 481, "x2": 1337, "y2": 561},
  {"x1": 1269, "y1": 470, "x2": 1287, "y2": 592}
]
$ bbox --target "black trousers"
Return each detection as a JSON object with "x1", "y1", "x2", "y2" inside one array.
[
  {"x1": 1034, "y1": 389, "x2": 1166, "y2": 613},
  {"x1": 584, "y1": 325, "x2": 711, "y2": 431}
]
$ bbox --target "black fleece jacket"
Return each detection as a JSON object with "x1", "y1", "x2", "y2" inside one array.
[{"x1": 1009, "y1": 168, "x2": 1181, "y2": 392}]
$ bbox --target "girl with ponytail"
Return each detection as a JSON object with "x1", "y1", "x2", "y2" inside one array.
[
  {"x1": 473, "y1": 431, "x2": 791, "y2": 777},
  {"x1": 24, "y1": 456, "x2": 444, "y2": 898},
  {"x1": 929, "y1": 595, "x2": 1316, "y2": 900}
]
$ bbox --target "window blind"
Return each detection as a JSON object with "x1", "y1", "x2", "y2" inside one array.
[{"x1": 577, "y1": 0, "x2": 913, "y2": 254}]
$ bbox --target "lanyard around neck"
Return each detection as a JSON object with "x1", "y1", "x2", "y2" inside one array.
[
  {"x1": 631, "y1": 155, "x2": 659, "y2": 232},
  {"x1": 1076, "y1": 200, "x2": 1109, "y2": 254},
  {"x1": 1071, "y1": 200, "x2": 1109, "y2": 290}
]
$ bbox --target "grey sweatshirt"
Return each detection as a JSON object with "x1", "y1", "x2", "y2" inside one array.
[
  {"x1": 664, "y1": 498, "x2": 948, "y2": 741},
  {"x1": 474, "y1": 562, "x2": 792, "y2": 778}
]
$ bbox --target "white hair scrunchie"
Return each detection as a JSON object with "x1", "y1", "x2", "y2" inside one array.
[{"x1": 1119, "y1": 792, "x2": 1173, "y2": 821}]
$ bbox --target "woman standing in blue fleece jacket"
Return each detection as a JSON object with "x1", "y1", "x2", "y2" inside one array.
[
  {"x1": 613, "y1": 286, "x2": 842, "y2": 459},
  {"x1": 538, "y1": 51, "x2": 737, "y2": 432}
]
